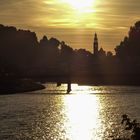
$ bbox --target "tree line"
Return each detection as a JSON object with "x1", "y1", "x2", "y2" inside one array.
[{"x1": 0, "y1": 21, "x2": 140, "y2": 84}]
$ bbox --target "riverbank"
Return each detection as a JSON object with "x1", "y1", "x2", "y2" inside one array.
[
  {"x1": 0, "y1": 78, "x2": 45, "y2": 94},
  {"x1": 33, "y1": 74, "x2": 140, "y2": 86}
]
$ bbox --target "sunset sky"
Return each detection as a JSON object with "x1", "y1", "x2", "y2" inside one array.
[{"x1": 0, "y1": 0, "x2": 140, "y2": 52}]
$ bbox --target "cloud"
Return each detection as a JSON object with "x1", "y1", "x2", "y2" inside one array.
[
  {"x1": 0, "y1": 0, "x2": 139, "y2": 51},
  {"x1": 0, "y1": 0, "x2": 139, "y2": 28}
]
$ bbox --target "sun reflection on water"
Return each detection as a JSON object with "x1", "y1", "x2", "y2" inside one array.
[
  {"x1": 71, "y1": 84, "x2": 103, "y2": 94},
  {"x1": 63, "y1": 93, "x2": 102, "y2": 140}
]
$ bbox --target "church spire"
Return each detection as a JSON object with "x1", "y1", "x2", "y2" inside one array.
[{"x1": 93, "y1": 33, "x2": 99, "y2": 56}]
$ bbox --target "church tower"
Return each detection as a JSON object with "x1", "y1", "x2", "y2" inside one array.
[{"x1": 93, "y1": 33, "x2": 99, "y2": 56}]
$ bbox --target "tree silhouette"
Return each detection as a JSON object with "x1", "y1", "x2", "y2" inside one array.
[
  {"x1": 115, "y1": 21, "x2": 140, "y2": 63},
  {"x1": 0, "y1": 22, "x2": 140, "y2": 85}
]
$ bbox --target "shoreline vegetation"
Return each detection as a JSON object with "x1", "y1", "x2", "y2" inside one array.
[
  {"x1": 1, "y1": 21, "x2": 140, "y2": 93},
  {"x1": 113, "y1": 115, "x2": 140, "y2": 140},
  {"x1": 0, "y1": 78, "x2": 45, "y2": 94}
]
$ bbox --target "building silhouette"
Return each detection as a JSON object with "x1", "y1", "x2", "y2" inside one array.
[
  {"x1": 93, "y1": 33, "x2": 99, "y2": 56},
  {"x1": 93, "y1": 33, "x2": 106, "y2": 57}
]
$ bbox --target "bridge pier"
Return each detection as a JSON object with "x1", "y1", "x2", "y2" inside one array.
[
  {"x1": 56, "y1": 80, "x2": 71, "y2": 93},
  {"x1": 67, "y1": 81, "x2": 71, "y2": 93}
]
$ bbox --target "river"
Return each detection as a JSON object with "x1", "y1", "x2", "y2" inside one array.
[{"x1": 0, "y1": 84, "x2": 140, "y2": 140}]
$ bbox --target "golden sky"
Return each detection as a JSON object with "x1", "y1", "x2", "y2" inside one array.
[{"x1": 0, "y1": 0, "x2": 140, "y2": 52}]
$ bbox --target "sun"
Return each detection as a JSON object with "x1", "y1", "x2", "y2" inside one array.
[{"x1": 64, "y1": 0, "x2": 95, "y2": 11}]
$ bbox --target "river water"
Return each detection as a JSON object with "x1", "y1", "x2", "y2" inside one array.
[{"x1": 0, "y1": 84, "x2": 140, "y2": 140}]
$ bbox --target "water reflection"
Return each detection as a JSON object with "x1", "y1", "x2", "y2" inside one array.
[
  {"x1": 40, "y1": 83, "x2": 107, "y2": 94},
  {"x1": 71, "y1": 84, "x2": 92, "y2": 94},
  {"x1": 1, "y1": 84, "x2": 140, "y2": 139},
  {"x1": 63, "y1": 94, "x2": 103, "y2": 140},
  {"x1": 70, "y1": 84, "x2": 106, "y2": 94}
]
